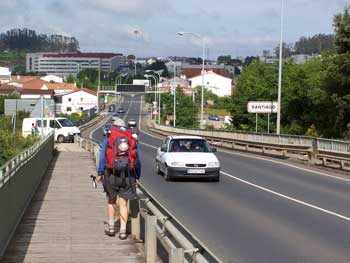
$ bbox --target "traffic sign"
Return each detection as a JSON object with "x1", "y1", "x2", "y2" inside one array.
[{"x1": 247, "y1": 101, "x2": 278, "y2": 113}]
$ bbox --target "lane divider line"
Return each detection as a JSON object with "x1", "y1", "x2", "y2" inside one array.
[
  {"x1": 139, "y1": 141, "x2": 350, "y2": 222},
  {"x1": 221, "y1": 171, "x2": 350, "y2": 222}
]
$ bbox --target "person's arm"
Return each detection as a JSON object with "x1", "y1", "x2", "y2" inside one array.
[
  {"x1": 97, "y1": 138, "x2": 108, "y2": 176},
  {"x1": 135, "y1": 144, "x2": 142, "y2": 179}
]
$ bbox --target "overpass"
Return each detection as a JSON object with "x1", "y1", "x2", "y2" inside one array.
[{"x1": 1, "y1": 94, "x2": 349, "y2": 263}]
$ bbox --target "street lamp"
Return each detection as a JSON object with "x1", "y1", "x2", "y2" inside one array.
[
  {"x1": 134, "y1": 30, "x2": 140, "y2": 75},
  {"x1": 277, "y1": 0, "x2": 285, "y2": 135},
  {"x1": 165, "y1": 58, "x2": 177, "y2": 127},
  {"x1": 144, "y1": 74, "x2": 158, "y2": 121},
  {"x1": 177, "y1": 31, "x2": 205, "y2": 129},
  {"x1": 146, "y1": 70, "x2": 162, "y2": 124}
]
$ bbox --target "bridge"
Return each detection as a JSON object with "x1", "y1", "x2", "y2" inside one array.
[{"x1": 1, "y1": 94, "x2": 349, "y2": 263}]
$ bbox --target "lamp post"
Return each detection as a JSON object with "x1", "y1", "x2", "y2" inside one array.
[
  {"x1": 177, "y1": 31, "x2": 205, "y2": 129},
  {"x1": 134, "y1": 30, "x2": 140, "y2": 76},
  {"x1": 166, "y1": 58, "x2": 177, "y2": 127},
  {"x1": 146, "y1": 70, "x2": 162, "y2": 124},
  {"x1": 277, "y1": 0, "x2": 285, "y2": 135},
  {"x1": 144, "y1": 74, "x2": 158, "y2": 121}
]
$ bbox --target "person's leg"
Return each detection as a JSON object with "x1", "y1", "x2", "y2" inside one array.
[
  {"x1": 106, "y1": 196, "x2": 117, "y2": 236},
  {"x1": 118, "y1": 197, "x2": 128, "y2": 239}
]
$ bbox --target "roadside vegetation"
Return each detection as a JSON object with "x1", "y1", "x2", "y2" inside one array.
[
  {"x1": 0, "y1": 111, "x2": 38, "y2": 166},
  {"x1": 56, "y1": 112, "x2": 92, "y2": 126}
]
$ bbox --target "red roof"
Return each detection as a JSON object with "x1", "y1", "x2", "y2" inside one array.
[
  {"x1": 21, "y1": 89, "x2": 54, "y2": 95},
  {"x1": 81, "y1": 88, "x2": 97, "y2": 96},
  {"x1": 43, "y1": 53, "x2": 122, "y2": 59}
]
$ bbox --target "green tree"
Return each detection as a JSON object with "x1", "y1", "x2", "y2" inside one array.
[
  {"x1": 66, "y1": 74, "x2": 76, "y2": 83},
  {"x1": 333, "y1": 6, "x2": 350, "y2": 54}
]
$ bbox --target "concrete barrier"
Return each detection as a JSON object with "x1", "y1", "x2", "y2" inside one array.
[{"x1": 0, "y1": 133, "x2": 54, "y2": 257}]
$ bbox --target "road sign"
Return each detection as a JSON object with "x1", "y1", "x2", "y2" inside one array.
[{"x1": 247, "y1": 101, "x2": 278, "y2": 113}]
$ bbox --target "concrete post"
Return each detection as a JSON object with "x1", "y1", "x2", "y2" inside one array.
[
  {"x1": 145, "y1": 214, "x2": 157, "y2": 263},
  {"x1": 169, "y1": 247, "x2": 184, "y2": 263}
]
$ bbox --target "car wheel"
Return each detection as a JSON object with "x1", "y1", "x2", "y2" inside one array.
[
  {"x1": 212, "y1": 176, "x2": 220, "y2": 182},
  {"x1": 164, "y1": 166, "x2": 171, "y2": 181},
  {"x1": 57, "y1": 135, "x2": 65, "y2": 143},
  {"x1": 156, "y1": 161, "x2": 161, "y2": 175}
]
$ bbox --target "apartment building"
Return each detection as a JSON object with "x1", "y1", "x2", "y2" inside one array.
[{"x1": 26, "y1": 52, "x2": 126, "y2": 77}]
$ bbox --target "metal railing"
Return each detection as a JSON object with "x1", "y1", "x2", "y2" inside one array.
[
  {"x1": 0, "y1": 132, "x2": 55, "y2": 257},
  {"x1": 149, "y1": 122, "x2": 350, "y2": 171},
  {"x1": 74, "y1": 135, "x2": 221, "y2": 263}
]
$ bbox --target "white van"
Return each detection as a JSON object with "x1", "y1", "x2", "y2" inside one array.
[{"x1": 22, "y1": 117, "x2": 80, "y2": 143}]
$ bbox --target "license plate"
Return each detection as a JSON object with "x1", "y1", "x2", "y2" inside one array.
[{"x1": 187, "y1": 169, "x2": 205, "y2": 174}]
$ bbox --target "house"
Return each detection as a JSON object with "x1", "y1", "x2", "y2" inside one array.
[
  {"x1": 181, "y1": 64, "x2": 230, "y2": 79},
  {"x1": 188, "y1": 71, "x2": 233, "y2": 97},
  {"x1": 21, "y1": 89, "x2": 54, "y2": 99},
  {"x1": 0, "y1": 67, "x2": 11, "y2": 83},
  {"x1": 56, "y1": 88, "x2": 97, "y2": 114},
  {"x1": 160, "y1": 77, "x2": 189, "y2": 88}
]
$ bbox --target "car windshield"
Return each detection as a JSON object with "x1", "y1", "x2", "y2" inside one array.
[
  {"x1": 57, "y1": 119, "x2": 75, "y2": 127},
  {"x1": 169, "y1": 139, "x2": 210, "y2": 153}
]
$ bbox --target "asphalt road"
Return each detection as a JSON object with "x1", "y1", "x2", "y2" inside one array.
[{"x1": 92, "y1": 94, "x2": 350, "y2": 263}]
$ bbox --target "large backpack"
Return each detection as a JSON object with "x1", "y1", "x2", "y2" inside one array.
[{"x1": 105, "y1": 125, "x2": 137, "y2": 175}]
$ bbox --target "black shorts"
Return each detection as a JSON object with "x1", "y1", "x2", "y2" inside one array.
[{"x1": 102, "y1": 171, "x2": 137, "y2": 200}]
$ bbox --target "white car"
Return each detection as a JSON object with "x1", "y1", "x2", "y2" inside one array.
[{"x1": 155, "y1": 136, "x2": 220, "y2": 182}]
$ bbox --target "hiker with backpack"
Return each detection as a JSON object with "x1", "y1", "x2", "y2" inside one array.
[{"x1": 96, "y1": 118, "x2": 140, "y2": 239}]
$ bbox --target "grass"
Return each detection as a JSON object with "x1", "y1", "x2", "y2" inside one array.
[
  {"x1": 0, "y1": 112, "x2": 39, "y2": 166},
  {"x1": 205, "y1": 108, "x2": 230, "y2": 116}
]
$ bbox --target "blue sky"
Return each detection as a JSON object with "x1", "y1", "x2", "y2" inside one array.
[{"x1": 0, "y1": 0, "x2": 348, "y2": 58}]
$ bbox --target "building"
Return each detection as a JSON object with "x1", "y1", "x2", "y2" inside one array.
[
  {"x1": 20, "y1": 89, "x2": 54, "y2": 99},
  {"x1": 0, "y1": 67, "x2": 11, "y2": 83},
  {"x1": 181, "y1": 64, "x2": 230, "y2": 79},
  {"x1": 188, "y1": 71, "x2": 233, "y2": 97},
  {"x1": 291, "y1": 54, "x2": 314, "y2": 64},
  {"x1": 26, "y1": 52, "x2": 126, "y2": 77},
  {"x1": 160, "y1": 77, "x2": 188, "y2": 88},
  {"x1": 55, "y1": 88, "x2": 97, "y2": 114}
]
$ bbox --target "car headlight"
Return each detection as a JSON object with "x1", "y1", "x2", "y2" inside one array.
[
  {"x1": 170, "y1": 162, "x2": 185, "y2": 167},
  {"x1": 208, "y1": 162, "x2": 220, "y2": 167},
  {"x1": 68, "y1": 132, "x2": 74, "y2": 135}
]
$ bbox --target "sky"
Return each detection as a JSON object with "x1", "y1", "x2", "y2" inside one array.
[{"x1": 0, "y1": 0, "x2": 348, "y2": 59}]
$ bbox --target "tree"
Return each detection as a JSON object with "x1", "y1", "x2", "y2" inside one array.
[
  {"x1": 66, "y1": 74, "x2": 76, "y2": 83},
  {"x1": 294, "y1": 34, "x2": 335, "y2": 55},
  {"x1": 333, "y1": 6, "x2": 350, "y2": 54},
  {"x1": 127, "y1": 54, "x2": 135, "y2": 59},
  {"x1": 274, "y1": 42, "x2": 293, "y2": 58},
  {"x1": 217, "y1": 55, "x2": 232, "y2": 65}
]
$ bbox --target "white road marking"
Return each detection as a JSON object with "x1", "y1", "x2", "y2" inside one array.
[
  {"x1": 139, "y1": 141, "x2": 350, "y2": 222},
  {"x1": 217, "y1": 149, "x2": 350, "y2": 183},
  {"x1": 221, "y1": 171, "x2": 350, "y2": 222},
  {"x1": 122, "y1": 97, "x2": 133, "y2": 121}
]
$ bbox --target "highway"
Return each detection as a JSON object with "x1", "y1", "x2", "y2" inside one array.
[{"x1": 92, "y1": 94, "x2": 350, "y2": 263}]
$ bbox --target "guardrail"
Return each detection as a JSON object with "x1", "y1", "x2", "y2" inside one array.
[
  {"x1": 149, "y1": 122, "x2": 350, "y2": 172},
  {"x1": 74, "y1": 135, "x2": 221, "y2": 263},
  {"x1": 0, "y1": 132, "x2": 55, "y2": 257}
]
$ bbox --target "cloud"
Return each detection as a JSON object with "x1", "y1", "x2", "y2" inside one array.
[{"x1": 83, "y1": 0, "x2": 145, "y2": 16}]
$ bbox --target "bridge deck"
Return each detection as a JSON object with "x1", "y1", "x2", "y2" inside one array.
[{"x1": 1, "y1": 144, "x2": 144, "y2": 263}]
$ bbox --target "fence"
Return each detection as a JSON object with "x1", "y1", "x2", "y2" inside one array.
[
  {"x1": 74, "y1": 136, "x2": 221, "y2": 263},
  {"x1": 0, "y1": 132, "x2": 54, "y2": 257},
  {"x1": 149, "y1": 122, "x2": 350, "y2": 171}
]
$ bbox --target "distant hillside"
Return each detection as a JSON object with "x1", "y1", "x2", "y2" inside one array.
[
  {"x1": 0, "y1": 28, "x2": 80, "y2": 53},
  {"x1": 0, "y1": 28, "x2": 80, "y2": 69}
]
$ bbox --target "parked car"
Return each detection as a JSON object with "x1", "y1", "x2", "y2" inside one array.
[
  {"x1": 208, "y1": 114, "x2": 220, "y2": 121},
  {"x1": 22, "y1": 117, "x2": 80, "y2": 143},
  {"x1": 155, "y1": 136, "x2": 220, "y2": 182},
  {"x1": 127, "y1": 119, "x2": 137, "y2": 127}
]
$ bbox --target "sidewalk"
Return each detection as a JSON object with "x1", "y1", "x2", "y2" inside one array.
[{"x1": 1, "y1": 144, "x2": 144, "y2": 263}]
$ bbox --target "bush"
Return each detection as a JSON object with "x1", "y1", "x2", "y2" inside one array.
[{"x1": 0, "y1": 112, "x2": 39, "y2": 166}]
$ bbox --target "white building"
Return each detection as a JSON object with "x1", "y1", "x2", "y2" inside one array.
[
  {"x1": 40, "y1": 75, "x2": 63, "y2": 83},
  {"x1": 56, "y1": 88, "x2": 97, "y2": 114},
  {"x1": 26, "y1": 52, "x2": 125, "y2": 77},
  {"x1": 188, "y1": 71, "x2": 232, "y2": 97},
  {"x1": 20, "y1": 89, "x2": 54, "y2": 99},
  {"x1": 0, "y1": 67, "x2": 11, "y2": 83}
]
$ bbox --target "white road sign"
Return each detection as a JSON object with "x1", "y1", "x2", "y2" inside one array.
[{"x1": 247, "y1": 101, "x2": 278, "y2": 113}]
